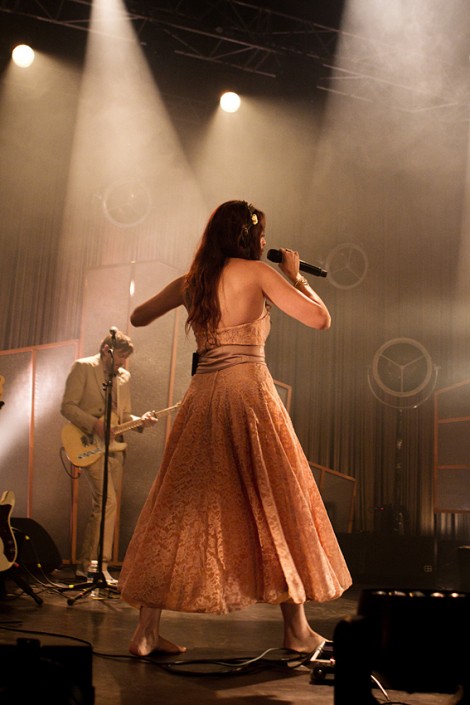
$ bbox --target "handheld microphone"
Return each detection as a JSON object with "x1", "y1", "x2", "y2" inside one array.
[
  {"x1": 109, "y1": 326, "x2": 118, "y2": 337},
  {"x1": 266, "y1": 249, "x2": 327, "y2": 278}
]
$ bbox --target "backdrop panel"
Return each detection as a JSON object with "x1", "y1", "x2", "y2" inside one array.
[
  {"x1": 75, "y1": 260, "x2": 191, "y2": 562},
  {"x1": 434, "y1": 469, "x2": 470, "y2": 513},
  {"x1": 437, "y1": 420, "x2": 470, "y2": 466},
  {"x1": 0, "y1": 350, "x2": 33, "y2": 516},
  {"x1": 436, "y1": 379, "x2": 470, "y2": 419},
  {"x1": 0, "y1": 343, "x2": 79, "y2": 561},
  {"x1": 32, "y1": 343, "x2": 78, "y2": 559},
  {"x1": 434, "y1": 379, "x2": 470, "y2": 513},
  {"x1": 309, "y1": 462, "x2": 356, "y2": 533},
  {"x1": 80, "y1": 263, "x2": 134, "y2": 358}
]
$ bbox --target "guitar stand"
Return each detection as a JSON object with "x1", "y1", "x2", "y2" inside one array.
[{"x1": 0, "y1": 564, "x2": 43, "y2": 606}]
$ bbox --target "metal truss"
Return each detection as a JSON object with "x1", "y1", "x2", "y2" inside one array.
[
  {"x1": 0, "y1": 0, "x2": 468, "y2": 122},
  {"x1": 0, "y1": 0, "x2": 341, "y2": 77},
  {"x1": 0, "y1": 0, "x2": 93, "y2": 33}
]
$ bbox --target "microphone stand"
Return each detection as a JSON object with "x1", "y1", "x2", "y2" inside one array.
[{"x1": 66, "y1": 336, "x2": 118, "y2": 605}]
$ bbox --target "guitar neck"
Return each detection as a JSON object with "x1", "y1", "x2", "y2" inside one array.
[
  {"x1": 113, "y1": 417, "x2": 144, "y2": 435},
  {"x1": 112, "y1": 402, "x2": 181, "y2": 435}
]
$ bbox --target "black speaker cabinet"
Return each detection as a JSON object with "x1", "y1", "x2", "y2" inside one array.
[
  {"x1": 337, "y1": 533, "x2": 436, "y2": 587},
  {"x1": 459, "y1": 546, "x2": 470, "y2": 591},
  {"x1": 11, "y1": 518, "x2": 62, "y2": 574}
]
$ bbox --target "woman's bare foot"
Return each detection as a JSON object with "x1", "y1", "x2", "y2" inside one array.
[
  {"x1": 129, "y1": 606, "x2": 187, "y2": 657},
  {"x1": 280, "y1": 601, "x2": 327, "y2": 653},
  {"x1": 283, "y1": 628, "x2": 326, "y2": 654},
  {"x1": 129, "y1": 632, "x2": 187, "y2": 657}
]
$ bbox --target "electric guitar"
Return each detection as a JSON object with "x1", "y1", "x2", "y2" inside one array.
[
  {"x1": 0, "y1": 490, "x2": 17, "y2": 572},
  {"x1": 61, "y1": 401, "x2": 182, "y2": 468}
]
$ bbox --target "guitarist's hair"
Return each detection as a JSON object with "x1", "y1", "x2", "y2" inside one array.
[{"x1": 99, "y1": 330, "x2": 134, "y2": 355}]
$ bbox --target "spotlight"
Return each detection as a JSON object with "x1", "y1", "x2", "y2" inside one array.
[
  {"x1": 219, "y1": 91, "x2": 241, "y2": 113},
  {"x1": 12, "y1": 44, "x2": 35, "y2": 68}
]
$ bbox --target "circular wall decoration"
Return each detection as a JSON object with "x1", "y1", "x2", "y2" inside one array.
[
  {"x1": 368, "y1": 337, "x2": 437, "y2": 408},
  {"x1": 102, "y1": 178, "x2": 151, "y2": 227},
  {"x1": 325, "y1": 242, "x2": 368, "y2": 289}
]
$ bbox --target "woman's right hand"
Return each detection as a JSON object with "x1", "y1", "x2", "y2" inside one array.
[{"x1": 278, "y1": 248, "x2": 300, "y2": 284}]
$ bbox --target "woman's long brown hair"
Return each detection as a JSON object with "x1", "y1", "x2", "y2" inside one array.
[{"x1": 184, "y1": 200, "x2": 265, "y2": 343}]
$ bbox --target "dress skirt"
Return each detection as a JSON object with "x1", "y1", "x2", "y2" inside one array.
[{"x1": 119, "y1": 317, "x2": 351, "y2": 613}]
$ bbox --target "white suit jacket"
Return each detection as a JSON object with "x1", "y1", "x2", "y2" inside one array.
[{"x1": 61, "y1": 353, "x2": 132, "y2": 435}]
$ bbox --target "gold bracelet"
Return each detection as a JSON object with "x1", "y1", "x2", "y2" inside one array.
[{"x1": 293, "y1": 275, "x2": 308, "y2": 289}]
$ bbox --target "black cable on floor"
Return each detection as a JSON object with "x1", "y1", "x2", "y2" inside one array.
[
  {"x1": 138, "y1": 647, "x2": 314, "y2": 676},
  {"x1": 0, "y1": 623, "x2": 94, "y2": 650}
]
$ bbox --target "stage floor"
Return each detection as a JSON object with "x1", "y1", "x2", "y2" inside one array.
[{"x1": 0, "y1": 565, "x2": 462, "y2": 705}]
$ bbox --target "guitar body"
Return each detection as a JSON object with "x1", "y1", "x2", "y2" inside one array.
[
  {"x1": 0, "y1": 490, "x2": 17, "y2": 572},
  {"x1": 61, "y1": 413, "x2": 127, "y2": 468},
  {"x1": 61, "y1": 402, "x2": 181, "y2": 468}
]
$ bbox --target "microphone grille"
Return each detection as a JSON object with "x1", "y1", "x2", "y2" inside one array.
[{"x1": 267, "y1": 249, "x2": 282, "y2": 264}]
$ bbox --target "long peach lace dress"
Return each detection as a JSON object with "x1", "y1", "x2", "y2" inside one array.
[{"x1": 119, "y1": 308, "x2": 352, "y2": 613}]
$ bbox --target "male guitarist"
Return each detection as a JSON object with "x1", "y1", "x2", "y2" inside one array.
[{"x1": 61, "y1": 329, "x2": 157, "y2": 585}]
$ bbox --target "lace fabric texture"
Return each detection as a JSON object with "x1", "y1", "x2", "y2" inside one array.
[{"x1": 119, "y1": 310, "x2": 352, "y2": 613}]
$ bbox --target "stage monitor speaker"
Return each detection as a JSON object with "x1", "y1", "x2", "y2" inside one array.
[
  {"x1": 11, "y1": 518, "x2": 62, "y2": 574},
  {"x1": 0, "y1": 637, "x2": 94, "y2": 705},
  {"x1": 358, "y1": 588, "x2": 468, "y2": 693},
  {"x1": 334, "y1": 588, "x2": 470, "y2": 704}
]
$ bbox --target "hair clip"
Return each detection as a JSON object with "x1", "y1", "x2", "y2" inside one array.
[{"x1": 244, "y1": 201, "x2": 258, "y2": 226}]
